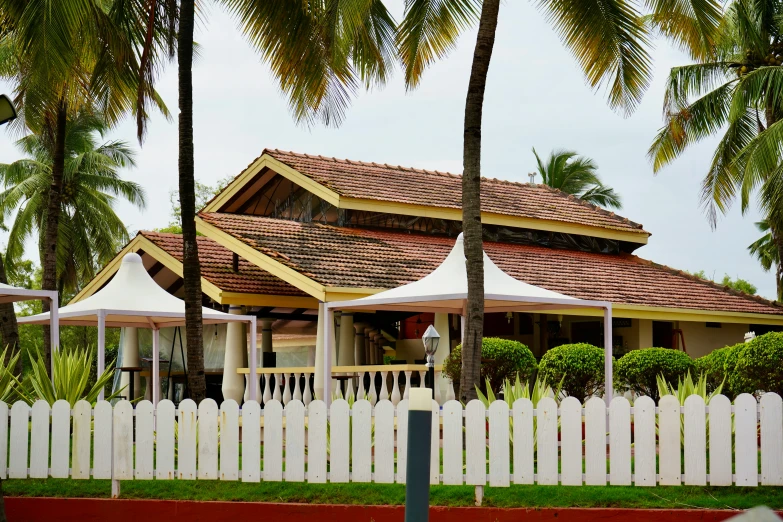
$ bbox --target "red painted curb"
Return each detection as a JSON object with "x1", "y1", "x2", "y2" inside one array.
[{"x1": 4, "y1": 497, "x2": 771, "y2": 522}]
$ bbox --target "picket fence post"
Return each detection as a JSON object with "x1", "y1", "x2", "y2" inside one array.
[{"x1": 442, "y1": 400, "x2": 463, "y2": 485}]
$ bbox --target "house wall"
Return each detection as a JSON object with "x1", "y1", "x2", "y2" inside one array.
[{"x1": 677, "y1": 321, "x2": 749, "y2": 357}]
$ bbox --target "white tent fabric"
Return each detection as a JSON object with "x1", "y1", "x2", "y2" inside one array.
[
  {"x1": 19, "y1": 253, "x2": 257, "y2": 404},
  {"x1": 324, "y1": 234, "x2": 614, "y2": 405}
]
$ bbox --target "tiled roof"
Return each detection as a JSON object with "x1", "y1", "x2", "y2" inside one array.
[
  {"x1": 200, "y1": 212, "x2": 782, "y2": 316},
  {"x1": 256, "y1": 149, "x2": 647, "y2": 235},
  {"x1": 139, "y1": 231, "x2": 308, "y2": 297}
]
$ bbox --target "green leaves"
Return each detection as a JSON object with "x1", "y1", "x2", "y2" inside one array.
[
  {"x1": 615, "y1": 347, "x2": 694, "y2": 401},
  {"x1": 537, "y1": 343, "x2": 608, "y2": 400},
  {"x1": 729, "y1": 331, "x2": 783, "y2": 396},
  {"x1": 533, "y1": 148, "x2": 623, "y2": 209},
  {"x1": 444, "y1": 338, "x2": 537, "y2": 394}
]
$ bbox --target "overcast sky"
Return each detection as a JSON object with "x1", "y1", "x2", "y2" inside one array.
[{"x1": 0, "y1": 1, "x2": 770, "y2": 298}]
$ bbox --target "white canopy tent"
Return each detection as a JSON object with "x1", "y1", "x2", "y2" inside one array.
[
  {"x1": 20, "y1": 253, "x2": 258, "y2": 404},
  {"x1": 324, "y1": 234, "x2": 614, "y2": 405},
  {"x1": 0, "y1": 282, "x2": 59, "y2": 370}
]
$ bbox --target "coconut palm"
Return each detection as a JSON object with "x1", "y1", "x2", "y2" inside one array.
[
  {"x1": 648, "y1": 0, "x2": 783, "y2": 300},
  {"x1": 749, "y1": 219, "x2": 782, "y2": 299},
  {"x1": 532, "y1": 148, "x2": 623, "y2": 209},
  {"x1": 0, "y1": 0, "x2": 168, "y2": 370},
  {"x1": 0, "y1": 111, "x2": 145, "y2": 296}
]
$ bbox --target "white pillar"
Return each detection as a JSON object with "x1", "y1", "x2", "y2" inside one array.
[
  {"x1": 152, "y1": 327, "x2": 160, "y2": 407},
  {"x1": 604, "y1": 306, "x2": 613, "y2": 404},
  {"x1": 97, "y1": 311, "x2": 106, "y2": 401},
  {"x1": 119, "y1": 327, "x2": 141, "y2": 400},
  {"x1": 338, "y1": 313, "x2": 355, "y2": 366},
  {"x1": 223, "y1": 306, "x2": 246, "y2": 404},
  {"x1": 353, "y1": 322, "x2": 367, "y2": 365},
  {"x1": 249, "y1": 317, "x2": 258, "y2": 402},
  {"x1": 321, "y1": 306, "x2": 336, "y2": 407},
  {"x1": 245, "y1": 317, "x2": 267, "y2": 402},
  {"x1": 434, "y1": 313, "x2": 451, "y2": 399},
  {"x1": 313, "y1": 303, "x2": 326, "y2": 401}
]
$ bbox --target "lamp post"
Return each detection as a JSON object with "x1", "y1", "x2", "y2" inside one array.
[
  {"x1": 422, "y1": 325, "x2": 440, "y2": 390},
  {"x1": 0, "y1": 95, "x2": 17, "y2": 126}
]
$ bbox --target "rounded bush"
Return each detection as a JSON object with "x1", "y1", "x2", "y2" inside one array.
[
  {"x1": 729, "y1": 332, "x2": 783, "y2": 396},
  {"x1": 537, "y1": 343, "x2": 607, "y2": 400},
  {"x1": 614, "y1": 348, "x2": 694, "y2": 401},
  {"x1": 694, "y1": 343, "x2": 743, "y2": 397},
  {"x1": 443, "y1": 338, "x2": 537, "y2": 393}
]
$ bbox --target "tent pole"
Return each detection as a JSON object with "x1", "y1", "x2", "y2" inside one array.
[
  {"x1": 49, "y1": 293, "x2": 59, "y2": 356},
  {"x1": 97, "y1": 310, "x2": 106, "y2": 401},
  {"x1": 249, "y1": 317, "x2": 258, "y2": 403},
  {"x1": 603, "y1": 305, "x2": 613, "y2": 404},
  {"x1": 152, "y1": 326, "x2": 160, "y2": 407},
  {"x1": 323, "y1": 305, "x2": 333, "y2": 408}
]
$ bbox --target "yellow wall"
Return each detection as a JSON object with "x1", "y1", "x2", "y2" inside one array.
[{"x1": 678, "y1": 321, "x2": 749, "y2": 357}]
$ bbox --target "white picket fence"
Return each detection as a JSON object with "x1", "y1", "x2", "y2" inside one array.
[{"x1": 3, "y1": 393, "x2": 783, "y2": 486}]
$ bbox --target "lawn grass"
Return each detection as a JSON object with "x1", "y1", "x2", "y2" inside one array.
[{"x1": 4, "y1": 479, "x2": 783, "y2": 510}]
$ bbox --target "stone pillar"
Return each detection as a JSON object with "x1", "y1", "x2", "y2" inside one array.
[
  {"x1": 223, "y1": 306, "x2": 246, "y2": 403},
  {"x1": 338, "y1": 312, "x2": 355, "y2": 366},
  {"x1": 353, "y1": 322, "x2": 368, "y2": 365},
  {"x1": 119, "y1": 327, "x2": 140, "y2": 400},
  {"x1": 313, "y1": 303, "x2": 326, "y2": 401},
  {"x1": 434, "y1": 313, "x2": 451, "y2": 399}
]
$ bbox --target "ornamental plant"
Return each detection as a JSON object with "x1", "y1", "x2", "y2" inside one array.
[
  {"x1": 443, "y1": 338, "x2": 537, "y2": 394},
  {"x1": 537, "y1": 343, "x2": 607, "y2": 400},
  {"x1": 614, "y1": 348, "x2": 693, "y2": 401},
  {"x1": 694, "y1": 343, "x2": 743, "y2": 397},
  {"x1": 729, "y1": 332, "x2": 783, "y2": 396}
]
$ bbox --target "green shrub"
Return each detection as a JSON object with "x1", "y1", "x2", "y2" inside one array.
[
  {"x1": 538, "y1": 343, "x2": 607, "y2": 400},
  {"x1": 694, "y1": 343, "x2": 743, "y2": 397},
  {"x1": 729, "y1": 332, "x2": 783, "y2": 396},
  {"x1": 443, "y1": 338, "x2": 537, "y2": 393},
  {"x1": 614, "y1": 348, "x2": 694, "y2": 401}
]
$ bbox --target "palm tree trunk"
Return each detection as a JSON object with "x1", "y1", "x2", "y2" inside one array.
[
  {"x1": 460, "y1": 0, "x2": 501, "y2": 403},
  {"x1": 0, "y1": 253, "x2": 20, "y2": 375},
  {"x1": 41, "y1": 105, "x2": 67, "y2": 373},
  {"x1": 178, "y1": 0, "x2": 206, "y2": 403}
]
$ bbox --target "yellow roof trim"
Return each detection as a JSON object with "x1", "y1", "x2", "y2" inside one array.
[
  {"x1": 203, "y1": 153, "x2": 649, "y2": 244},
  {"x1": 220, "y1": 292, "x2": 319, "y2": 308},
  {"x1": 196, "y1": 216, "x2": 328, "y2": 301},
  {"x1": 528, "y1": 303, "x2": 783, "y2": 325}
]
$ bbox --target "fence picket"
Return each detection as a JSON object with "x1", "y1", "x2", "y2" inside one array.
[
  {"x1": 465, "y1": 400, "x2": 486, "y2": 485},
  {"x1": 374, "y1": 400, "x2": 395, "y2": 483},
  {"x1": 760, "y1": 393, "x2": 783, "y2": 486},
  {"x1": 442, "y1": 400, "x2": 463, "y2": 485},
  {"x1": 263, "y1": 400, "x2": 283, "y2": 482},
  {"x1": 51, "y1": 400, "x2": 70, "y2": 478},
  {"x1": 684, "y1": 395, "x2": 706, "y2": 485},
  {"x1": 560, "y1": 397, "x2": 582, "y2": 486},
  {"x1": 241, "y1": 401, "x2": 261, "y2": 483},
  {"x1": 329, "y1": 399, "x2": 350, "y2": 483},
  {"x1": 133, "y1": 401, "x2": 154, "y2": 480},
  {"x1": 285, "y1": 400, "x2": 306, "y2": 482},
  {"x1": 29, "y1": 401, "x2": 50, "y2": 478},
  {"x1": 93, "y1": 401, "x2": 113, "y2": 480},
  {"x1": 72, "y1": 401, "x2": 91, "y2": 480},
  {"x1": 633, "y1": 396, "x2": 656, "y2": 487},
  {"x1": 584, "y1": 397, "x2": 607, "y2": 486},
  {"x1": 735, "y1": 393, "x2": 759, "y2": 486},
  {"x1": 352, "y1": 399, "x2": 372, "y2": 482},
  {"x1": 658, "y1": 395, "x2": 681, "y2": 486},
  {"x1": 513, "y1": 398, "x2": 534, "y2": 485},
  {"x1": 610, "y1": 397, "x2": 631, "y2": 486},
  {"x1": 489, "y1": 401, "x2": 510, "y2": 487},
  {"x1": 708, "y1": 394, "x2": 732, "y2": 486},
  {"x1": 430, "y1": 399, "x2": 440, "y2": 485},
  {"x1": 9, "y1": 402, "x2": 28, "y2": 479},
  {"x1": 537, "y1": 397, "x2": 558, "y2": 485},
  {"x1": 113, "y1": 400, "x2": 134, "y2": 481},
  {"x1": 396, "y1": 400, "x2": 409, "y2": 484},
  {"x1": 0, "y1": 403, "x2": 8, "y2": 480},
  {"x1": 197, "y1": 399, "x2": 219, "y2": 480},
  {"x1": 155, "y1": 400, "x2": 175, "y2": 480},
  {"x1": 177, "y1": 399, "x2": 198, "y2": 480},
  {"x1": 307, "y1": 400, "x2": 328, "y2": 483},
  {"x1": 219, "y1": 400, "x2": 239, "y2": 481}
]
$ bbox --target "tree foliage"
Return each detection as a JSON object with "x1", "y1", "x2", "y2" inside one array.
[
  {"x1": 615, "y1": 348, "x2": 694, "y2": 400},
  {"x1": 538, "y1": 343, "x2": 608, "y2": 400},
  {"x1": 443, "y1": 338, "x2": 537, "y2": 394},
  {"x1": 730, "y1": 332, "x2": 783, "y2": 396},
  {"x1": 532, "y1": 148, "x2": 623, "y2": 209}
]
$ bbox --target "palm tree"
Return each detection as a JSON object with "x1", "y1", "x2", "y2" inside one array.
[
  {"x1": 749, "y1": 220, "x2": 782, "y2": 299},
  {"x1": 442, "y1": 0, "x2": 721, "y2": 401},
  {"x1": 0, "y1": 0, "x2": 167, "y2": 370},
  {"x1": 0, "y1": 112, "x2": 145, "y2": 296},
  {"x1": 532, "y1": 148, "x2": 623, "y2": 209},
  {"x1": 649, "y1": 0, "x2": 783, "y2": 301}
]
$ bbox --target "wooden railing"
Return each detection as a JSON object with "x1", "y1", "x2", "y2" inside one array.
[{"x1": 237, "y1": 364, "x2": 450, "y2": 406}]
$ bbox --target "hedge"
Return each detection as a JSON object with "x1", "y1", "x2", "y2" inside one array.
[
  {"x1": 614, "y1": 348, "x2": 694, "y2": 401},
  {"x1": 729, "y1": 332, "x2": 783, "y2": 396},
  {"x1": 694, "y1": 343, "x2": 743, "y2": 397},
  {"x1": 537, "y1": 343, "x2": 607, "y2": 400},
  {"x1": 443, "y1": 338, "x2": 537, "y2": 393}
]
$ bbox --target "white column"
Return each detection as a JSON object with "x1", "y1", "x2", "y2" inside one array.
[
  {"x1": 119, "y1": 327, "x2": 141, "y2": 400},
  {"x1": 321, "y1": 306, "x2": 336, "y2": 407},
  {"x1": 152, "y1": 327, "x2": 160, "y2": 407},
  {"x1": 353, "y1": 322, "x2": 367, "y2": 365},
  {"x1": 245, "y1": 317, "x2": 266, "y2": 402},
  {"x1": 604, "y1": 305, "x2": 613, "y2": 404},
  {"x1": 338, "y1": 312, "x2": 355, "y2": 366},
  {"x1": 313, "y1": 303, "x2": 326, "y2": 402},
  {"x1": 434, "y1": 313, "x2": 451, "y2": 400},
  {"x1": 97, "y1": 311, "x2": 106, "y2": 401},
  {"x1": 223, "y1": 306, "x2": 246, "y2": 404},
  {"x1": 249, "y1": 317, "x2": 258, "y2": 402}
]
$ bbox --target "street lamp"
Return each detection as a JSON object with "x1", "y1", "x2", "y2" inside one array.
[
  {"x1": 422, "y1": 325, "x2": 440, "y2": 390},
  {"x1": 0, "y1": 95, "x2": 17, "y2": 126}
]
